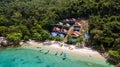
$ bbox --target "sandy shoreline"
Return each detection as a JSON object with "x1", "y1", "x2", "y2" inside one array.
[{"x1": 20, "y1": 40, "x2": 106, "y2": 62}]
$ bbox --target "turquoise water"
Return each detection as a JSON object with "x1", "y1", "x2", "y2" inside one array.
[{"x1": 0, "y1": 47, "x2": 114, "y2": 67}]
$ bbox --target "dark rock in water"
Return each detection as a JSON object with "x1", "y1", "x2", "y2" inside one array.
[
  {"x1": 60, "y1": 52, "x2": 63, "y2": 56},
  {"x1": 36, "y1": 61, "x2": 42, "y2": 64},
  {"x1": 46, "y1": 65, "x2": 50, "y2": 67},
  {"x1": 36, "y1": 61, "x2": 40, "y2": 63},
  {"x1": 38, "y1": 58, "x2": 41, "y2": 60},
  {"x1": 11, "y1": 57, "x2": 18, "y2": 62},
  {"x1": 39, "y1": 49, "x2": 43, "y2": 52},
  {"x1": 36, "y1": 59, "x2": 44, "y2": 64},
  {"x1": 11, "y1": 58, "x2": 16, "y2": 61},
  {"x1": 45, "y1": 50, "x2": 49, "y2": 54},
  {"x1": 22, "y1": 61, "x2": 29, "y2": 64},
  {"x1": 55, "y1": 52, "x2": 58, "y2": 56},
  {"x1": 35, "y1": 56, "x2": 39, "y2": 58},
  {"x1": 62, "y1": 57, "x2": 66, "y2": 60},
  {"x1": 20, "y1": 59, "x2": 24, "y2": 61},
  {"x1": 37, "y1": 47, "x2": 41, "y2": 49}
]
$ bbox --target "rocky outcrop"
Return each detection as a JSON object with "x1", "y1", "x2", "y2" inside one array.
[
  {"x1": 117, "y1": 63, "x2": 120, "y2": 67},
  {"x1": 0, "y1": 37, "x2": 9, "y2": 47},
  {"x1": 1, "y1": 40, "x2": 8, "y2": 47}
]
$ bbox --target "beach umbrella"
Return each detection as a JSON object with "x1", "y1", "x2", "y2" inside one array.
[
  {"x1": 51, "y1": 32, "x2": 57, "y2": 37},
  {"x1": 84, "y1": 34, "x2": 90, "y2": 38}
]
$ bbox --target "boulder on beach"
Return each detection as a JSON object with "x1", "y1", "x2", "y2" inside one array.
[
  {"x1": 117, "y1": 63, "x2": 120, "y2": 67},
  {"x1": 1, "y1": 40, "x2": 8, "y2": 47},
  {"x1": 0, "y1": 37, "x2": 9, "y2": 47}
]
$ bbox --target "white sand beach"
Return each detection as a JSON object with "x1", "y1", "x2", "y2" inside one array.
[{"x1": 20, "y1": 40, "x2": 106, "y2": 61}]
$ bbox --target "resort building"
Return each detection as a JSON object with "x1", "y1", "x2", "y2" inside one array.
[{"x1": 51, "y1": 18, "x2": 89, "y2": 44}]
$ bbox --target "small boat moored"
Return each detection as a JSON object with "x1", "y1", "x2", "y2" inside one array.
[{"x1": 63, "y1": 52, "x2": 67, "y2": 60}]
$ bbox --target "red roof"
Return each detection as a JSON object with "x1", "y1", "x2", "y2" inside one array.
[
  {"x1": 71, "y1": 32, "x2": 79, "y2": 37},
  {"x1": 53, "y1": 27, "x2": 60, "y2": 32},
  {"x1": 63, "y1": 29, "x2": 68, "y2": 33},
  {"x1": 60, "y1": 28, "x2": 68, "y2": 33}
]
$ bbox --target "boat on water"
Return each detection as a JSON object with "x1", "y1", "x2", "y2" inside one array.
[{"x1": 63, "y1": 52, "x2": 67, "y2": 60}]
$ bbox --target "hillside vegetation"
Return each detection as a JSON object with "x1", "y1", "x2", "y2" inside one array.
[{"x1": 0, "y1": 0, "x2": 120, "y2": 65}]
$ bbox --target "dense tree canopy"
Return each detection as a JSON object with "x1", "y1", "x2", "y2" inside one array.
[
  {"x1": 7, "y1": 33, "x2": 22, "y2": 45},
  {"x1": 0, "y1": 0, "x2": 120, "y2": 64}
]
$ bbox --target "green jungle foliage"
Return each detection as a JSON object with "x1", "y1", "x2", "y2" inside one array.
[{"x1": 0, "y1": 0, "x2": 120, "y2": 63}]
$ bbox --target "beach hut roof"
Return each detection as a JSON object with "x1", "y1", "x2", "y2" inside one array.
[
  {"x1": 75, "y1": 31, "x2": 81, "y2": 35},
  {"x1": 59, "y1": 22, "x2": 63, "y2": 25},
  {"x1": 63, "y1": 29, "x2": 68, "y2": 33},
  {"x1": 53, "y1": 27, "x2": 60, "y2": 32},
  {"x1": 59, "y1": 33, "x2": 65, "y2": 38},
  {"x1": 74, "y1": 27, "x2": 80, "y2": 31},
  {"x1": 61, "y1": 29, "x2": 68, "y2": 33},
  {"x1": 71, "y1": 32, "x2": 79, "y2": 37},
  {"x1": 51, "y1": 32, "x2": 57, "y2": 37},
  {"x1": 56, "y1": 27, "x2": 60, "y2": 31},
  {"x1": 66, "y1": 23, "x2": 70, "y2": 27}
]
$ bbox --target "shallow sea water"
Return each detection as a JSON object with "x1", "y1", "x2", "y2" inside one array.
[{"x1": 0, "y1": 47, "x2": 114, "y2": 67}]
